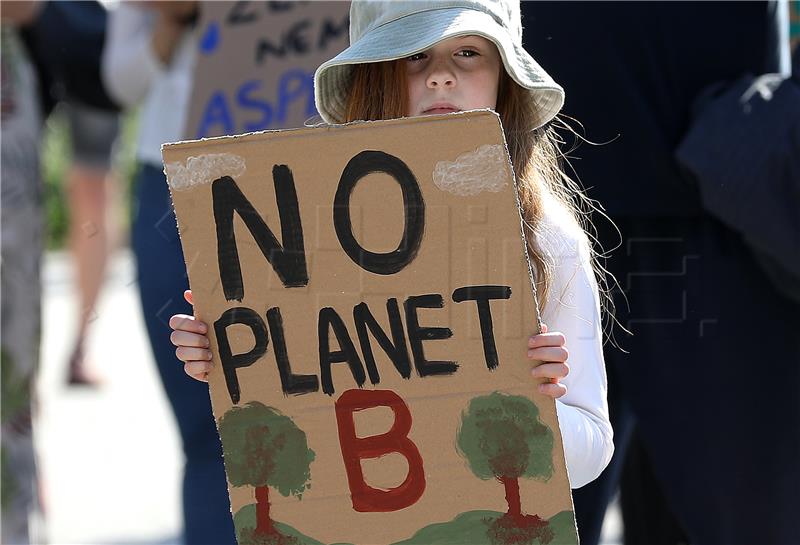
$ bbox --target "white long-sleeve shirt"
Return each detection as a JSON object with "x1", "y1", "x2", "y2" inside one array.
[
  {"x1": 101, "y1": 4, "x2": 196, "y2": 166},
  {"x1": 536, "y1": 200, "x2": 614, "y2": 488}
]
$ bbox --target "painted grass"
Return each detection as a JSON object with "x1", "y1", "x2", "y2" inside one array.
[
  {"x1": 393, "y1": 510, "x2": 577, "y2": 545},
  {"x1": 235, "y1": 504, "x2": 578, "y2": 545}
]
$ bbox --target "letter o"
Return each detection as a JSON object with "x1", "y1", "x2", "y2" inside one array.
[{"x1": 333, "y1": 151, "x2": 425, "y2": 275}]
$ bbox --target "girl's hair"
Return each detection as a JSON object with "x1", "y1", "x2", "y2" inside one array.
[
  {"x1": 344, "y1": 61, "x2": 409, "y2": 123},
  {"x1": 344, "y1": 61, "x2": 614, "y2": 325}
]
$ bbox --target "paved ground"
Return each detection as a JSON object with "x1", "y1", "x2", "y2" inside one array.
[
  {"x1": 35, "y1": 249, "x2": 620, "y2": 545},
  {"x1": 36, "y1": 251, "x2": 182, "y2": 545}
]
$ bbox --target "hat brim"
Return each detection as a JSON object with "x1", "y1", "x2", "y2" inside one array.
[{"x1": 314, "y1": 7, "x2": 564, "y2": 128}]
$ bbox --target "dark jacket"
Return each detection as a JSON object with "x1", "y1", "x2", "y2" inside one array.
[
  {"x1": 676, "y1": 51, "x2": 800, "y2": 300},
  {"x1": 20, "y1": 0, "x2": 119, "y2": 115}
]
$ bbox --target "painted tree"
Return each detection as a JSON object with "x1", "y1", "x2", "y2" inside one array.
[
  {"x1": 218, "y1": 402, "x2": 315, "y2": 539},
  {"x1": 457, "y1": 392, "x2": 554, "y2": 519}
]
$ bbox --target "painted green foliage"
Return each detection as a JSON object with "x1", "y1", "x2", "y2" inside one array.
[
  {"x1": 435, "y1": 393, "x2": 564, "y2": 544},
  {"x1": 218, "y1": 402, "x2": 315, "y2": 542},
  {"x1": 219, "y1": 395, "x2": 568, "y2": 545},
  {"x1": 457, "y1": 392, "x2": 554, "y2": 525},
  {"x1": 458, "y1": 392, "x2": 554, "y2": 483},
  {"x1": 219, "y1": 401, "x2": 315, "y2": 496}
]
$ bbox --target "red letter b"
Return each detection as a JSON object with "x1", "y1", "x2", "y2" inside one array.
[{"x1": 334, "y1": 389, "x2": 425, "y2": 512}]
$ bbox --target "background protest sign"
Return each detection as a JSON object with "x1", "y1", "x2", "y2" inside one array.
[
  {"x1": 162, "y1": 111, "x2": 578, "y2": 545},
  {"x1": 184, "y1": 1, "x2": 350, "y2": 139}
]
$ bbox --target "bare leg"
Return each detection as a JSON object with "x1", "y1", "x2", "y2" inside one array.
[{"x1": 66, "y1": 164, "x2": 116, "y2": 385}]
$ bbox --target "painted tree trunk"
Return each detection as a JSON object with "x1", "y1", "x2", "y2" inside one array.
[
  {"x1": 500, "y1": 476, "x2": 522, "y2": 518},
  {"x1": 255, "y1": 486, "x2": 274, "y2": 535}
]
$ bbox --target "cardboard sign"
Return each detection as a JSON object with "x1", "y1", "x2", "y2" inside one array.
[
  {"x1": 184, "y1": 1, "x2": 350, "y2": 139},
  {"x1": 162, "y1": 111, "x2": 578, "y2": 545}
]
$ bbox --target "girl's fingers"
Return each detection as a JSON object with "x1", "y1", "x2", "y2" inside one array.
[
  {"x1": 170, "y1": 330, "x2": 209, "y2": 349},
  {"x1": 184, "y1": 360, "x2": 212, "y2": 382},
  {"x1": 528, "y1": 331, "x2": 566, "y2": 348},
  {"x1": 175, "y1": 346, "x2": 212, "y2": 363},
  {"x1": 169, "y1": 314, "x2": 207, "y2": 334},
  {"x1": 527, "y1": 345, "x2": 569, "y2": 362},
  {"x1": 530, "y1": 362, "x2": 570, "y2": 380},
  {"x1": 538, "y1": 381, "x2": 567, "y2": 399},
  {"x1": 184, "y1": 289, "x2": 194, "y2": 306},
  {"x1": 529, "y1": 324, "x2": 568, "y2": 399}
]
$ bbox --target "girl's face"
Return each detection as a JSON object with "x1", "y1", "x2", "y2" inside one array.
[{"x1": 405, "y1": 35, "x2": 502, "y2": 117}]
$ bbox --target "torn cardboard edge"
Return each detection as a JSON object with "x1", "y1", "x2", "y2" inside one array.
[
  {"x1": 164, "y1": 108, "x2": 503, "y2": 152},
  {"x1": 161, "y1": 108, "x2": 543, "y2": 329}
]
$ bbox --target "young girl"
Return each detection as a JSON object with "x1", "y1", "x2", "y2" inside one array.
[{"x1": 169, "y1": 0, "x2": 613, "y2": 490}]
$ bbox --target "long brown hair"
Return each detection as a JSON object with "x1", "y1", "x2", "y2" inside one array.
[
  {"x1": 344, "y1": 62, "x2": 610, "y2": 320},
  {"x1": 344, "y1": 61, "x2": 409, "y2": 123}
]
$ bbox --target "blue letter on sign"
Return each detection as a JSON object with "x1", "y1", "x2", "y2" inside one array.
[
  {"x1": 276, "y1": 69, "x2": 314, "y2": 124},
  {"x1": 196, "y1": 91, "x2": 234, "y2": 139},
  {"x1": 237, "y1": 80, "x2": 273, "y2": 132}
]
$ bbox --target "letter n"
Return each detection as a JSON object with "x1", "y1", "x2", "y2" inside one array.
[
  {"x1": 212, "y1": 170, "x2": 308, "y2": 302},
  {"x1": 334, "y1": 389, "x2": 425, "y2": 512}
]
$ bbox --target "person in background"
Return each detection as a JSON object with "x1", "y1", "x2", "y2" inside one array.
[
  {"x1": 61, "y1": 100, "x2": 120, "y2": 386},
  {"x1": 102, "y1": 3, "x2": 237, "y2": 543},
  {"x1": 1, "y1": 4, "x2": 46, "y2": 544},
  {"x1": 3, "y1": 0, "x2": 123, "y2": 539},
  {"x1": 17, "y1": 1, "x2": 122, "y2": 388},
  {"x1": 522, "y1": 2, "x2": 798, "y2": 544}
]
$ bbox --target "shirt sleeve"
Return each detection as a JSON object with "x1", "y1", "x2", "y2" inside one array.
[
  {"x1": 101, "y1": 4, "x2": 164, "y2": 109},
  {"x1": 540, "y1": 224, "x2": 614, "y2": 489}
]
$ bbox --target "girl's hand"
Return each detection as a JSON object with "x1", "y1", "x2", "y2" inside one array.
[
  {"x1": 527, "y1": 323, "x2": 569, "y2": 399},
  {"x1": 169, "y1": 290, "x2": 213, "y2": 382}
]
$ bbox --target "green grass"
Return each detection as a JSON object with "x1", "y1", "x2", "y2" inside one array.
[{"x1": 41, "y1": 111, "x2": 71, "y2": 249}]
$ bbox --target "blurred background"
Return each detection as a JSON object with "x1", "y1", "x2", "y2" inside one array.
[
  {"x1": 24, "y1": 16, "x2": 185, "y2": 545},
  {"x1": 3, "y1": 0, "x2": 800, "y2": 544}
]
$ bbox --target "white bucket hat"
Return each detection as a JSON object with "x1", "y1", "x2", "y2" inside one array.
[{"x1": 314, "y1": 0, "x2": 564, "y2": 128}]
